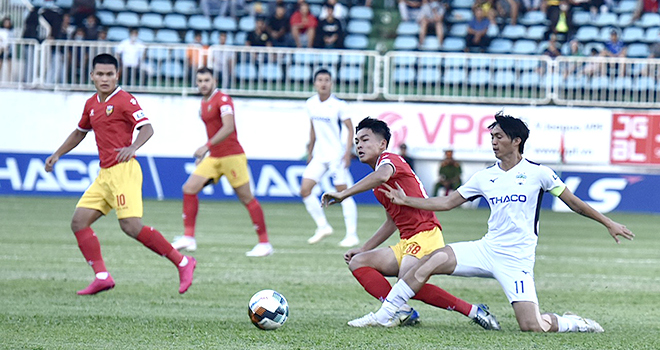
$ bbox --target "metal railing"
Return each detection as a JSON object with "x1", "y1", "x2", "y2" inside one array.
[{"x1": 1, "y1": 38, "x2": 660, "y2": 108}]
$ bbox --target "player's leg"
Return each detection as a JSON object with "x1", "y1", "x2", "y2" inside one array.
[
  {"x1": 71, "y1": 206, "x2": 116, "y2": 295},
  {"x1": 301, "y1": 160, "x2": 333, "y2": 243},
  {"x1": 348, "y1": 247, "x2": 400, "y2": 301},
  {"x1": 331, "y1": 161, "x2": 358, "y2": 247},
  {"x1": 512, "y1": 300, "x2": 604, "y2": 333},
  {"x1": 234, "y1": 182, "x2": 273, "y2": 257}
]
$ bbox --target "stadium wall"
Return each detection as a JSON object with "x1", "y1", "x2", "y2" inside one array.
[{"x1": 1, "y1": 90, "x2": 659, "y2": 213}]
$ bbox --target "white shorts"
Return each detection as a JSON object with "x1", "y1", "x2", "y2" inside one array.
[
  {"x1": 449, "y1": 239, "x2": 538, "y2": 304},
  {"x1": 302, "y1": 156, "x2": 348, "y2": 185}
]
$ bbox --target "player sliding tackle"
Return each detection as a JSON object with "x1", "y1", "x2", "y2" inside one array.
[
  {"x1": 322, "y1": 117, "x2": 500, "y2": 329},
  {"x1": 353, "y1": 112, "x2": 634, "y2": 332}
]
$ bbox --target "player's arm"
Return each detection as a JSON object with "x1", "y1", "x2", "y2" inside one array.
[
  {"x1": 322, "y1": 163, "x2": 394, "y2": 207},
  {"x1": 344, "y1": 213, "x2": 397, "y2": 263},
  {"x1": 379, "y1": 182, "x2": 467, "y2": 211},
  {"x1": 45, "y1": 129, "x2": 88, "y2": 172},
  {"x1": 115, "y1": 124, "x2": 154, "y2": 163},
  {"x1": 558, "y1": 187, "x2": 635, "y2": 244},
  {"x1": 306, "y1": 120, "x2": 315, "y2": 163},
  {"x1": 342, "y1": 118, "x2": 354, "y2": 167},
  {"x1": 194, "y1": 112, "x2": 235, "y2": 159}
]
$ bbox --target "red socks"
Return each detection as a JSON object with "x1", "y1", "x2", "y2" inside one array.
[
  {"x1": 352, "y1": 267, "x2": 392, "y2": 302},
  {"x1": 183, "y1": 193, "x2": 199, "y2": 236},
  {"x1": 74, "y1": 227, "x2": 107, "y2": 274},
  {"x1": 136, "y1": 226, "x2": 183, "y2": 266},
  {"x1": 246, "y1": 198, "x2": 269, "y2": 243}
]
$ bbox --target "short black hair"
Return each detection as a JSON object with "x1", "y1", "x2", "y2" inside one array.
[
  {"x1": 92, "y1": 53, "x2": 119, "y2": 69},
  {"x1": 356, "y1": 117, "x2": 391, "y2": 147},
  {"x1": 314, "y1": 68, "x2": 331, "y2": 80},
  {"x1": 488, "y1": 111, "x2": 529, "y2": 153},
  {"x1": 196, "y1": 67, "x2": 214, "y2": 75}
]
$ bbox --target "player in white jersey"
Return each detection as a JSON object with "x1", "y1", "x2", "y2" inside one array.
[
  {"x1": 348, "y1": 112, "x2": 634, "y2": 332},
  {"x1": 301, "y1": 68, "x2": 359, "y2": 247}
]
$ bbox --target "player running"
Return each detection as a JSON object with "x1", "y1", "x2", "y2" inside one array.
[
  {"x1": 171, "y1": 67, "x2": 272, "y2": 257},
  {"x1": 352, "y1": 112, "x2": 634, "y2": 332},
  {"x1": 322, "y1": 117, "x2": 500, "y2": 329},
  {"x1": 45, "y1": 53, "x2": 196, "y2": 295}
]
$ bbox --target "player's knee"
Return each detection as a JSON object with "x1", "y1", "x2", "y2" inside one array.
[
  {"x1": 70, "y1": 219, "x2": 86, "y2": 233},
  {"x1": 518, "y1": 320, "x2": 544, "y2": 332},
  {"x1": 300, "y1": 188, "x2": 312, "y2": 198},
  {"x1": 348, "y1": 254, "x2": 368, "y2": 271},
  {"x1": 119, "y1": 221, "x2": 141, "y2": 238}
]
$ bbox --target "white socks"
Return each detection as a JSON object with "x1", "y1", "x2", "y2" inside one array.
[
  {"x1": 554, "y1": 314, "x2": 579, "y2": 332},
  {"x1": 178, "y1": 256, "x2": 189, "y2": 267},
  {"x1": 375, "y1": 280, "x2": 416, "y2": 323},
  {"x1": 303, "y1": 195, "x2": 329, "y2": 229},
  {"x1": 96, "y1": 272, "x2": 109, "y2": 280},
  {"x1": 341, "y1": 197, "x2": 358, "y2": 238}
]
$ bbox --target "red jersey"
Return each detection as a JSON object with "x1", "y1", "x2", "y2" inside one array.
[
  {"x1": 77, "y1": 87, "x2": 149, "y2": 168},
  {"x1": 373, "y1": 152, "x2": 441, "y2": 240},
  {"x1": 200, "y1": 89, "x2": 244, "y2": 158}
]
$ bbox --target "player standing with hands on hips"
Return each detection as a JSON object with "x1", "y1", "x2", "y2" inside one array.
[
  {"x1": 351, "y1": 112, "x2": 634, "y2": 332},
  {"x1": 301, "y1": 68, "x2": 359, "y2": 247},
  {"x1": 171, "y1": 67, "x2": 273, "y2": 257},
  {"x1": 45, "y1": 54, "x2": 196, "y2": 295}
]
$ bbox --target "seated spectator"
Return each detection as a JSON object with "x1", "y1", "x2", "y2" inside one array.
[
  {"x1": 399, "y1": 0, "x2": 424, "y2": 22},
  {"x1": 213, "y1": 31, "x2": 233, "y2": 88},
  {"x1": 474, "y1": 0, "x2": 517, "y2": 25},
  {"x1": 542, "y1": 33, "x2": 561, "y2": 58},
  {"x1": 268, "y1": 3, "x2": 294, "y2": 47},
  {"x1": 70, "y1": 0, "x2": 96, "y2": 27},
  {"x1": 246, "y1": 16, "x2": 273, "y2": 46},
  {"x1": 83, "y1": 14, "x2": 100, "y2": 40},
  {"x1": 602, "y1": 29, "x2": 626, "y2": 57},
  {"x1": 315, "y1": 4, "x2": 344, "y2": 48},
  {"x1": 418, "y1": 0, "x2": 447, "y2": 48},
  {"x1": 97, "y1": 26, "x2": 107, "y2": 41},
  {"x1": 465, "y1": 7, "x2": 490, "y2": 52},
  {"x1": 632, "y1": 0, "x2": 659, "y2": 21},
  {"x1": 432, "y1": 149, "x2": 461, "y2": 197},
  {"x1": 248, "y1": 0, "x2": 269, "y2": 17},
  {"x1": 290, "y1": 1, "x2": 318, "y2": 48},
  {"x1": 116, "y1": 27, "x2": 146, "y2": 85},
  {"x1": 201, "y1": 0, "x2": 245, "y2": 18},
  {"x1": 319, "y1": 0, "x2": 348, "y2": 22},
  {"x1": 268, "y1": 0, "x2": 294, "y2": 18},
  {"x1": 0, "y1": 16, "x2": 14, "y2": 79},
  {"x1": 546, "y1": 0, "x2": 574, "y2": 40}
]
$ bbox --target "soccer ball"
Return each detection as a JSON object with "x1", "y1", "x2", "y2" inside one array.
[{"x1": 248, "y1": 289, "x2": 289, "y2": 330}]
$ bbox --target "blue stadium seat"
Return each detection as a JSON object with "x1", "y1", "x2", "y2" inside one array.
[
  {"x1": 260, "y1": 63, "x2": 283, "y2": 80},
  {"x1": 420, "y1": 36, "x2": 441, "y2": 51},
  {"x1": 572, "y1": 11, "x2": 591, "y2": 26},
  {"x1": 107, "y1": 26, "x2": 129, "y2": 41},
  {"x1": 487, "y1": 38, "x2": 513, "y2": 54},
  {"x1": 500, "y1": 25, "x2": 526, "y2": 40},
  {"x1": 441, "y1": 37, "x2": 465, "y2": 52},
  {"x1": 487, "y1": 23, "x2": 499, "y2": 37},
  {"x1": 347, "y1": 20, "x2": 372, "y2": 35},
  {"x1": 598, "y1": 27, "x2": 616, "y2": 42},
  {"x1": 443, "y1": 56, "x2": 467, "y2": 68},
  {"x1": 344, "y1": 34, "x2": 369, "y2": 49},
  {"x1": 393, "y1": 55, "x2": 416, "y2": 67},
  {"x1": 102, "y1": 0, "x2": 125, "y2": 12},
  {"x1": 147, "y1": 47, "x2": 171, "y2": 61},
  {"x1": 637, "y1": 12, "x2": 660, "y2": 28},
  {"x1": 185, "y1": 30, "x2": 209, "y2": 44},
  {"x1": 164, "y1": 14, "x2": 188, "y2": 30},
  {"x1": 292, "y1": 52, "x2": 318, "y2": 65},
  {"x1": 96, "y1": 11, "x2": 115, "y2": 26},
  {"x1": 341, "y1": 55, "x2": 365, "y2": 65},
  {"x1": 468, "y1": 70, "x2": 490, "y2": 85},
  {"x1": 520, "y1": 71, "x2": 542, "y2": 87},
  {"x1": 209, "y1": 31, "x2": 234, "y2": 45},
  {"x1": 137, "y1": 28, "x2": 155, "y2": 42},
  {"x1": 418, "y1": 56, "x2": 442, "y2": 67},
  {"x1": 392, "y1": 67, "x2": 415, "y2": 83},
  {"x1": 155, "y1": 29, "x2": 181, "y2": 43},
  {"x1": 140, "y1": 13, "x2": 164, "y2": 29},
  {"x1": 393, "y1": 36, "x2": 417, "y2": 50},
  {"x1": 564, "y1": 76, "x2": 588, "y2": 90},
  {"x1": 493, "y1": 58, "x2": 515, "y2": 70},
  {"x1": 469, "y1": 57, "x2": 490, "y2": 69},
  {"x1": 396, "y1": 22, "x2": 420, "y2": 36},
  {"x1": 233, "y1": 31, "x2": 247, "y2": 45},
  {"x1": 239, "y1": 16, "x2": 256, "y2": 32},
  {"x1": 493, "y1": 71, "x2": 516, "y2": 86},
  {"x1": 288, "y1": 65, "x2": 312, "y2": 81},
  {"x1": 126, "y1": 0, "x2": 149, "y2": 13},
  {"x1": 447, "y1": 9, "x2": 472, "y2": 23},
  {"x1": 612, "y1": 76, "x2": 633, "y2": 89},
  {"x1": 115, "y1": 12, "x2": 139, "y2": 27},
  {"x1": 189, "y1": 15, "x2": 212, "y2": 31},
  {"x1": 443, "y1": 68, "x2": 465, "y2": 84},
  {"x1": 416, "y1": 67, "x2": 441, "y2": 84},
  {"x1": 583, "y1": 42, "x2": 605, "y2": 55},
  {"x1": 575, "y1": 26, "x2": 599, "y2": 42},
  {"x1": 618, "y1": 13, "x2": 634, "y2": 27},
  {"x1": 592, "y1": 12, "x2": 618, "y2": 27},
  {"x1": 644, "y1": 27, "x2": 660, "y2": 43},
  {"x1": 627, "y1": 43, "x2": 650, "y2": 58},
  {"x1": 519, "y1": 11, "x2": 547, "y2": 26},
  {"x1": 449, "y1": 23, "x2": 468, "y2": 37},
  {"x1": 635, "y1": 76, "x2": 657, "y2": 90},
  {"x1": 150, "y1": 0, "x2": 173, "y2": 14},
  {"x1": 310, "y1": 4, "x2": 322, "y2": 17},
  {"x1": 512, "y1": 40, "x2": 537, "y2": 55},
  {"x1": 518, "y1": 59, "x2": 539, "y2": 71},
  {"x1": 55, "y1": 0, "x2": 73, "y2": 8},
  {"x1": 174, "y1": 0, "x2": 199, "y2": 15},
  {"x1": 161, "y1": 60, "x2": 184, "y2": 79},
  {"x1": 451, "y1": 0, "x2": 474, "y2": 9},
  {"x1": 214, "y1": 16, "x2": 238, "y2": 32},
  {"x1": 349, "y1": 6, "x2": 373, "y2": 20},
  {"x1": 235, "y1": 63, "x2": 257, "y2": 80},
  {"x1": 526, "y1": 25, "x2": 546, "y2": 41},
  {"x1": 614, "y1": 0, "x2": 637, "y2": 13},
  {"x1": 590, "y1": 76, "x2": 610, "y2": 90},
  {"x1": 318, "y1": 52, "x2": 340, "y2": 65},
  {"x1": 339, "y1": 65, "x2": 362, "y2": 82},
  {"x1": 622, "y1": 27, "x2": 644, "y2": 43}
]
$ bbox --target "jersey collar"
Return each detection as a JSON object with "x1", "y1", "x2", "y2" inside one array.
[{"x1": 97, "y1": 86, "x2": 122, "y2": 103}]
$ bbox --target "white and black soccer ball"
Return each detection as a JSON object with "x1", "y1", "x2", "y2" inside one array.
[{"x1": 248, "y1": 289, "x2": 289, "y2": 330}]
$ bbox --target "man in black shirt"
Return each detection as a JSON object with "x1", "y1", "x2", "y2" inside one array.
[
  {"x1": 246, "y1": 16, "x2": 272, "y2": 47},
  {"x1": 267, "y1": 3, "x2": 293, "y2": 47},
  {"x1": 314, "y1": 4, "x2": 343, "y2": 49}
]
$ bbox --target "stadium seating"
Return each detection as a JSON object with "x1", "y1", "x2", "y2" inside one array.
[
  {"x1": 185, "y1": 30, "x2": 209, "y2": 44},
  {"x1": 288, "y1": 65, "x2": 313, "y2": 81},
  {"x1": 138, "y1": 27, "x2": 155, "y2": 42},
  {"x1": 416, "y1": 67, "x2": 441, "y2": 84},
  {"x1": 512, "y1": 40, "x2": 537, "y2": 55},
  {"x1": 592, "y1": 12, "x2": 618, "y2": 27},
  {"x1": 622, "y1": 27, "x2": 645, "y2": 43},
  {"x1": 126, "y1": 0, "x2": 149, "y2": 13},
  {"x1": 140, "y1": 13, "x2": 164, "y2": 29},
  {"x1": 161, "y1": 60, "x2": 184, "y2": 79},
  {"x1": 344, "y1": 34, "x2": 369, "y2": 50},
  {"x1": 420, "y1": 36, "x2": 441, "y2": 51},
  {"x1": 525, "y1": 25, "x2": 546, "y2": 41},
  {"x1": 418, "y1": 56, "x2": 442, "y2": 67},
  {"x1": 442, "y1": 68, "x2": 465, "y2": 84},
  {"x1": 442, "y1": 37, "x2": 465, "y2": 52},
  {"x1": 627, "y1": 43, "x2": 650, "y2": 58},
  {"x1": 575, "y1": 26, "x2": 599, "y2": 42},
  {"x1": 239, "y1": 16, "x2": 256, "y2": 32},
  {"x1": 235, "y1": 63, "x2": 257, "y2": 80},
  {"x1": 644, "y1": 27, "x2": 660, "y2": 43},
  {"x1": 449, "y1": 23, "x2": 468, "y2": 37},
  {"x1": 392, "y1": 66, "x2": 415, "y2": 84},
  {"x1": 347, "y1": 20, "x2": 372, "y2": 35},
  {"x1": 500, "y1": 25, "x2": 526, "y2": 40},
  {"x1": 393, "y1": 36, "x2": 417, "y2": 51},
  {"x1": 447, "y1": 9, "x2": 472, "y2": 24},
  {"x1": 637, "y1": 12, "x2": 660, "y2": 28},
  {"x1": 107, "y1": 26, "x2": 130, "y2": 41},
  {"x1": 487, "y1": 38, "x2": 513, "y2": 54},
  {"x1": 174, "y1": 0, "x2": 199, "y2": 15},
  {"x1": 188, "y1": 15, "x2": 213, "y2": 31},
  {"x1": 392, "y1": 55, "x2": 416, "y2": 67},
  {"x1": 155, "y1": 29, "x2": 182, "y2": 43},
  {"x1": 493, "y1": 71, "x2": 516, "y2": 86},
  {"x1": 150, "y1": 0, "x2": 174, "y2": 14},
  {"x1": 339, "y1": 65, "x2": 363, "y2": 82},
  {"x1": 164, "y1": 14, "x2": 188, "y2": 30},
  {"x1": 214, "y1": 16, "x2": 238, "y2": 32},
  {"x1": 349, "y1": 6, "x2": 373, "y2": 21},
  {"x1": 102, "y1": 0, "x2": 126, "y2": 12},
  {"x1": 97, "y1": 11, "x2": 116, "y2": 26},
  {"x1": 260, "y1": 63, "x2": 283, "y2": 81},
  {"x1": 115, "y1": 12, "x2": 140, "y2": 27},
  {"x1": 396, "y1": 22, "x2": 420, "y2": 36},
  {"x1": 614, "y1": 0, "x2": 637, "y2": 13},
  {"x1": 468, "y1": 70, "x2": 490, "y2": 85},
  {"x1": 519, "y1": 11, "x2": 547, "y2": 26}
]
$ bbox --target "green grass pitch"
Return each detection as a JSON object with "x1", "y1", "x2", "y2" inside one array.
[{"x1": 1, "y1": 196, "x2": 658, "y2": 349}]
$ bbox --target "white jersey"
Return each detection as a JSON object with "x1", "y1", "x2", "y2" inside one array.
[
  {"x1": 306, "y1": 94, "x2": 350, "y2": 162},
  {"x1": 457, "y1": 158, "x2": 566, "y2": 260}
]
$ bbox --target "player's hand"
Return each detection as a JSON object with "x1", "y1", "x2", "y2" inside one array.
[
  {"x1": 344, "y1": 247, "x2": 363, "y2": 264},
  {"x1": 194, "y1": 145, "x2": 209, "y2": 160},
  {"x1": 378, "y1": 182, "x2": 407, "y2": 205},
  {"x1": 45, "y1": 154, "x2": 59, "y2": 172},
  {"x1": 115, "y1": 145, "x2": 137, "y2": 163},
  {"x1": 608, "y1": 221, "x2": 634, "y2": 244},
  {"x1": 322, "y1": 192, "x2": 343, "y2": 207}
]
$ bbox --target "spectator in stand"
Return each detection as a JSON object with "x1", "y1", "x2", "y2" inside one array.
[
  {"x1": 399, "y1": 143, "x2": 414, "y2": 171},
  {"x1": 201, "y1": 0, "x2": 245, "y2": 18},
  {"x1": 0, "y1": 16, "x2": 14, "y2": 80},
  {"x1": 632, "y1": 0, "x2": 659, "y2": 21},
  {"x1": 268, "y1": 3, "x2": 294, "y2": 47},
  {"x1": 70, "y1": 0, "x2": 96, "y2": 27},
  {"x1": 432, "y1": 149, "x2": 461, "y2": 197},
  {"x1": 70, "y1": 27, "x2": 90, "y2": 82},
  {"x1": 315, "y1": 4, "x2": 344, "y2": 48},
  {"x1": 213, "y1": 31, "x2": 233, "y2": 88},
  {"x1": 187, "y1": 30, "x2": 209, "y2": 77},
  {"x1": 474, "y1": 0, "x2": 517, "y2": 25},
  {"x1": 116, "y1": 27, "x2": 146, "y2": 85},
  {"x1": 249, "y1": 0, "x2": 269, "y2": 17},
  {"x1": 602, "y1": 29, "x2": 627, "y2": 58},
  {"x1": 398, "y1": 0, "x2": 424, "y2": 22},
  {"x1": 268, "y1": 0, "x2": 294, "y2": 18},
  {"x1": 319, "y1": 0, "x2": 348, "y2": 23},
  {"x1": 418, "y1": 0, "x2": 447, "y2": 48},
  {"x1": 542, "y1": 33, "x2": 562, "y2": 58},
  {"x1": 291, "y1": 1, "x2": 318, "y2": 48},
  {"x1": 465, "y1": 7, "x2": 490, "y2": 52},
  {"x1": 97, "y1": 27, "x2": 107, "y2": 41},
  {"x1": 546, "y1": 0, "x2": 573, "y2": 40},
  {"x1": 84, "y1": 14, "x2": 100, "y2": 40},
  {"x1": 246, "y1": 16, "x2": 273, "y2": 46}
]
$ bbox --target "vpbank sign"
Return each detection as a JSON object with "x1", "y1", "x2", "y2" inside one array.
[{"x1": 0, "y1": 153, "x2": 377, "y2": 204}]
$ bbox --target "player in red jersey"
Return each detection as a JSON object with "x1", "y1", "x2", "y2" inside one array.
[
  {"x1": 44, "y1": 54, "x2": 196, "y2": 295},
  {"x1": 322, "y1": 117, "x2": 499, "y2": 329},
  {"x1": 171, "y1": 67, "x2": 272, "y2": 257}
]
